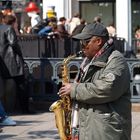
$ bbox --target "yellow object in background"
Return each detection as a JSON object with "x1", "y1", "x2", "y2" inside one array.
[{"x1": 46, "y1": 6, "x2": 56, "y2": 18}]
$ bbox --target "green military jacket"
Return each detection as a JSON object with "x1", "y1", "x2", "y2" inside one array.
[{"x1": 70, "y1": 49, "x2": 132, "y2": 140}]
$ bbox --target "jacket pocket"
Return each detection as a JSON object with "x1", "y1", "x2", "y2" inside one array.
[
  {"x1": 108, "y1": 112, "x2": 124, "y2": 130},
  {"x1": 95, "y1": 112, "x2": 124, "y2": 139}
]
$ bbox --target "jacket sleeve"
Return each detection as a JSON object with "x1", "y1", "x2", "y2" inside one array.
[
  {"x1": 6, "y1": 26, "x2": 23, "y2": 56},
  {"x1": 70, "y1": 54, "x2": 130, "y2": 104}
]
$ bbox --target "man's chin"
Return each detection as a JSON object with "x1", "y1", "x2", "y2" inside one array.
[{"x1": 84, "y1": 51, "x2": 89, "y2": 57}]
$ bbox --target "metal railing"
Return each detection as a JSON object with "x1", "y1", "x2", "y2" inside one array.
[
  {"x1": 24, "y1": 57, "x2": 140, "y2": 103},
  {"x1": 18, "y1": 34, "x2": 78, "y2": 58},
  {"x1": 18, "y1": 35, "x2": 126, "y2": 58}
]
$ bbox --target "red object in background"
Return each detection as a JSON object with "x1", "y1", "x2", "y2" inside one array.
[{"x1": 25, "y1": 2, "x2": 39, "y2": 12}]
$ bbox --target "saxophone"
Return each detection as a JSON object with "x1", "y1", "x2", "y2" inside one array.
[{"x1": 49, "y1": 51, "x2": 82, "y2": 140}]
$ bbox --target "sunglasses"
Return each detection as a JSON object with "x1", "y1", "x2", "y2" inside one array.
[{"x1": 80, "y1": 39, "x2": 91, "y2": 47}]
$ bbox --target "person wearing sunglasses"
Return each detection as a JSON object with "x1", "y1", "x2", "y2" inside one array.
[{"x1": 59, "y1": 23, "x2": 131, "y2": 140}]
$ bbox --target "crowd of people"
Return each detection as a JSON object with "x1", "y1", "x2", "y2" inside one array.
[{"x1": 21, "y1": 10, "x2": 116, "y2": 39}]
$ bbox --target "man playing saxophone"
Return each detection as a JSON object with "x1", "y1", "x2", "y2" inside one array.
[{"x1": 59, "y1": 23, "x2": 131, "y2": 140}]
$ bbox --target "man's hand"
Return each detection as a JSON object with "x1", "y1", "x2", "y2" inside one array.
[{"x1": 58, "y1": 83, "x2": 72, "y2": 97}]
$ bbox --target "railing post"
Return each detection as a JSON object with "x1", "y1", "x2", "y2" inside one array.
[{"x1": 38, "y1": 36, "x2": 40, "y2": 57}]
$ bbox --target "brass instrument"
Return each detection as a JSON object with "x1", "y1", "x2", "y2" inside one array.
[{"x1": 49, "y1": 51, "x2": 82, "y2": 140}]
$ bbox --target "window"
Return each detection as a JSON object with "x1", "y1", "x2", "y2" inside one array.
[{"x1": 80, "y1": 1, "x2": 115, "y2": 27}]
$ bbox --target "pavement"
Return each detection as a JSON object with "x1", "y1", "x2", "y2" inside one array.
[
  {"x1": 0, "y1": 112, "x2": 59, "y2": 140},
  {"x1": 0, "y1": 109, "x2": 140, "y2": 140}
]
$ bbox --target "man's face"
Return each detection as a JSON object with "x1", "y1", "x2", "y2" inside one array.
[
  {"x1": 80, "y1": 36, "x2": 102, "y2": 59},
  {"x1": 62, "y1": 20, "x2": 66, "y2": 25}
]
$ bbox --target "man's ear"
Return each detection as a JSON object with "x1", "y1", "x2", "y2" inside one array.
[{"x1": 96, "y1": 37, "x2": 102, "y2": 46}]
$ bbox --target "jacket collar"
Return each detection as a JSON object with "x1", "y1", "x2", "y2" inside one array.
[{"x1": 90, "y1": 43, "x2": 115, "y2": 68}]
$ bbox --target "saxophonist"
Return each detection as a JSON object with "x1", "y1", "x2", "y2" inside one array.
[{"x1": 59, "y1": 23, "x2": 131, "y2": 140}]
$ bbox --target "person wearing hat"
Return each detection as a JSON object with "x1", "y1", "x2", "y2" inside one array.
[
  {"x1": 1, "y1": 2, "x2": 20, "y2": 35},
  {"x1": 25, "y1": 2, "x2": 41, "y2": 28},
  {"x1": 59, "y1": 23, "x2": 131, "y2": 140}
]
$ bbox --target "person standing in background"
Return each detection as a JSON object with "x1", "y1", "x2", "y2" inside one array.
[
  {"x1": 71, "y1": 19, "x2": 86, "y2": 53},
  {"x1": 106, "y1": 23, "x2": 116, "y2": 37},
  {"x1": 71, "y1": 19, "x2": 86, "y2": 36},
  {"x1": 0, "y1": 14, "x2": 31, "y2": 114},
  {"x1": 57, "y1": 17, "x2": 71, "y2": 57},
  {"x1": 93, "y1": 16, "x2": 102, "y2": 23},
  {"x1": 20, "y1": 12, "x2": 32, "y2": 34},
  {"x1": 57, "y1": 17, "x2": 69, "y2": 38},
  {"x1": 25, "y1": 2, "x2": 41, "y2": 28},
  {"x1": 69, "y1": 13, "x2": 81, "y2": 34},
  {"x1": 2, "y1": 4, "x2": 20, "y2": 35},
  {"x1": 0, "y1": 12, "x2": 16, "y2": 128},
  {"x1": 134, "y1": 25, "x2": 140, "y2": 58}
]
